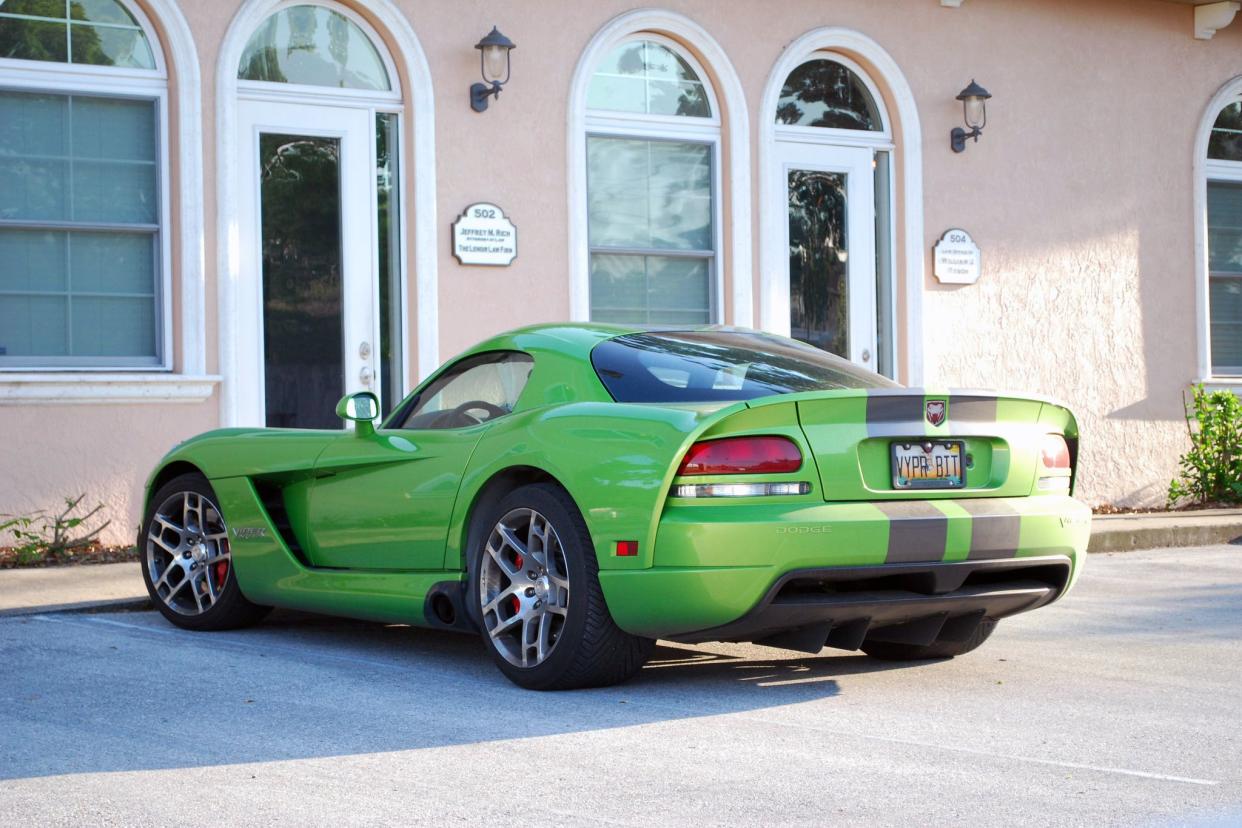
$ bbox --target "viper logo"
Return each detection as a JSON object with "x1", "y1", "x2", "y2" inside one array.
[{"x1": 925, "y1": 400, "x2": 947, "y2": 427}]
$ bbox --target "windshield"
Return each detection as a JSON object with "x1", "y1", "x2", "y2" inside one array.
[{"x1": 591, "y1": 331, "x2": 899, "y2": 403}]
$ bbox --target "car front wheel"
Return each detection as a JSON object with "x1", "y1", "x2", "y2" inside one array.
[
  {"x1": 469, "y1": 483, "x2": 653, "y2": 690},
  {"x1": 140, "y1": 473, "x2": 270, "y2": 631}
]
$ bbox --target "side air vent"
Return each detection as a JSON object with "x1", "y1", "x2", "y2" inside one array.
[{"x1": 252, "y1": 480, "x2": 312, "y2": 567}]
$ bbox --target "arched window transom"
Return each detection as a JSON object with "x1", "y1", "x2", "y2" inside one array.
[
  {"x1": 238, "y1": 4, "x2": 390, "y2": 91},
  {"x1": 776, "y1": 59, "x2": 881, "y2": 132},
  {"x1": 587, "y1": 39, "x2": 710, "y2": 118}
]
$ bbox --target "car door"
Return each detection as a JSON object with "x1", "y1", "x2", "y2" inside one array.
[{"x1": 302, "y1": 352, "x2": 535, "y2": 570}]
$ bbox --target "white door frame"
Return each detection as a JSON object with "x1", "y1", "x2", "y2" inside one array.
[
  {"x1": 777, "y1": 143, "x2": 878, "y2": 368},
  {"x1": 236, "y1": 100, "x2": 377, "y2": 427}
]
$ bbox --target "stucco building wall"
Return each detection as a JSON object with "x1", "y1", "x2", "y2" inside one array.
[{"x1": 0, "y1": 0, "x2": 1234, "y2": 543}]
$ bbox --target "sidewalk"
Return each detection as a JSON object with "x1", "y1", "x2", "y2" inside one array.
[
  {"x1": 0, "y1": 511, "x2": 1239, "y2": 616},
  {"x1": 0, "y1": 561, "x2": 148, "y2": 617}
]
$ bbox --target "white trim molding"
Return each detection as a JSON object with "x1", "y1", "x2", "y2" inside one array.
[
  {"x1": 215, "y1": 0, "x2": 439, "y2": 427},
  {"x1": 567, "y1": 8, "x2": 753, "y2": 326},
  {"x1": 0, "y1": 374, "x2": 221, "y2": 405},
  {"x1": 1194, "y1": 75, "x2": 1242, "y2": 381},
  {"x1": 758, "y1": 27, "x2": 925, "y2": 385},
  {"x1": 1195, "y1": 1, "x2": 1241, "y2": 40}
]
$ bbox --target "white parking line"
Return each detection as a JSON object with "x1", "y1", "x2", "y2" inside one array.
[{"x1": 28, "y1": 612, "x2": 1222, "y2": 788}]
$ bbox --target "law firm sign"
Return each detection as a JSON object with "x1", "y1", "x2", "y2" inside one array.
[
  {"x1": 453, "y1": 203, "x2": 517, "y2": 266},
  {"x1": 933, "y1": 228, "x2": 981, "y2": 284}
]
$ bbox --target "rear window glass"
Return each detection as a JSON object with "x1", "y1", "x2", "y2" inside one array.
[{"x1": 591, "y1": 331, "x2": 899, "y2": 403}]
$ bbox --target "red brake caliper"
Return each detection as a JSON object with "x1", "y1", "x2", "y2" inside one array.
[
  {"x1": 214, "y1": 541, "x2": 229, "y2": 589},
  {"x1": 509, "y1": 551, "x2": 524, "y2": 615}
]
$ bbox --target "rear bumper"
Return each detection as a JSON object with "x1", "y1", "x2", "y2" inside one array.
[
  {"x1": 668, "y1": 555, "x2": 1070, "y2": 652},
  {"x1": 598, "y1": 494, "x2": 1089, "y2": 640}
]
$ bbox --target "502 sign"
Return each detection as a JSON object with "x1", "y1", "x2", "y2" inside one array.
[{"x1": 453, "y1": 202, "x2": 517, "y2": 266}]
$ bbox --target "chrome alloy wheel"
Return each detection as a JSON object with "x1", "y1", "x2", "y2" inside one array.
[
  {"x1": 146, "y1": 491, "x2": 231, "y2": 616},
  {"x1": 479, "y1": 507, "x2": 571, "y2": 668}
]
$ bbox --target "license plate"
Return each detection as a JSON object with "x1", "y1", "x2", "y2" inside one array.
[{"x1": 891, "y1": 440, "x2": 965, "y2": 489}]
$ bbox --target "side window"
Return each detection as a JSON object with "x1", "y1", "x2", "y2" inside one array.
[{"x1": 398, "y1": 352, "x2": 534, "y2": 430}]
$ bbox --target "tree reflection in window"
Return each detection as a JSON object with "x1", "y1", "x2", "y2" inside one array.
[
  {"x1": 776, "y1": 59, "x2": 880, "y2": 131},
  {"x1": 1210, "y1": 102, "x2": 1242, "y2": 162},
  {"x1": 788, "y1": 170, "x2": 849, "y2": 358},
  {"x1": 238, "y1": 4, "x2": 389, "y2": 91},
  {"x1": 587, "y1": 39, "x2": 710, "y2": 118}
]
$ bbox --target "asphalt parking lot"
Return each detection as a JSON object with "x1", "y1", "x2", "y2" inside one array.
[{"x1": 1, "y1": 546, "x2": 1240, "y2": 826}]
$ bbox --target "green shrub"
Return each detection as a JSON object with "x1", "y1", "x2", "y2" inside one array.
[
  {"x1": 1169, "y1": 385, "x2": 1242, "y2": 506},
  {"x1": 0, "y1": 495, "x2": 111, "y2": 565}
]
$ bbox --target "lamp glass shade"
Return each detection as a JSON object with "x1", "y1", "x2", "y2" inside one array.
[
  {"x1": 482, "y1": 44, "x2": 508, "y2": 83},
  {"x1": 963, "y1": 96, "x2": 986, "y2": 130}
]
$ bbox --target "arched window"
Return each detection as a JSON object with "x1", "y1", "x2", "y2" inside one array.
[
  {"x1": 762, "y1": 47, "x2": 901, "y2": 378},
  {"x1": 0, "y1": 0, "x2": 171, "y2": 370},
  {"x1": 1203, "y1": 93, "x2": 1242, "y2": 377},
  {"x1": 584, "y1": 35, "x2": 721, "y2": 324},
  {"x1": 238, "y1": 4, "x2": 390, "y2": 90}
]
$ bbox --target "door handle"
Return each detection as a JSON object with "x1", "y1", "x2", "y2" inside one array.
[
  {"x1": 359, "y1": 341, "x2": 372, "y2": 359},
  {"x1": 359, "y1": 366, "x2": 374, "y2": 386},
  {"x1": 862, "y1": 349, "x2": 872, "y2": 363}
]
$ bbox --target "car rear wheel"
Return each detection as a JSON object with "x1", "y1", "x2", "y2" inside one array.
[
  {"x1": 468, "y1": 483, "x2": 654, "y2": 690},
  {"x1": 140, "y1": 473, "x2": 270, "y2": 631},
  {"x1": 861, "y1": 617, "x2": 997, "y2": 661}
]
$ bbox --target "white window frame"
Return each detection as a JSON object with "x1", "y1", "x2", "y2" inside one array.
[
  {"x1": 568, "y1": 9, "x2": 753, "y2": 326},
  {"x1": 584, "y1": 33, "x2": 724, "y2": 324},
  {"x1": 1195, "y1": 78, "x2": 1242, "y2": 384},
  {"x1": 217, "y1": 0, "x2": 438, "y2": 428},
  {"x1": 759, "y1": 28, "x2": 925, "y2": 386},
  {"x1": 0, "y1": 0, "x2": 216, "y2": 404}
]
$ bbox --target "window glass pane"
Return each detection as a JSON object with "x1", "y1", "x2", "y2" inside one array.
[
  {"x1": 71, "y1": 22, "x2": 155, "y2": 69},
  {"x1": 71, "y1": 295, "x2": 154, "y2": 355},
  {"x1": 591, "y1": 331, "x2": 898, "y2": 404},
  {"x1": 1209, "y1": 181, "x2": 1242, "y2": 373},
  {"x1": 71, "y1": 0, "x2": 141, "y2": 26},
  {"x1": 587, "y1": 40, "x2": 710, "y2": 117},
  {"x1": 874, "y1": 150, "x2": 894, "y2": 378},
  {"x1": 1209, "y1": 102, "x2": 1242, "y2": 162},
  {"x1": 238, "y1": 5, "x2": 390, "y2": 91},
  {"x1": 260, "y1": 133, "x2": 344, "y2": 428},
  {"x1": 0, "y1": 89, "x2": 160, "y2": 365},
  {"x1": 0, "y1": 295, "x2": 68, "y2": 356},
  {"x1": 587, "y1": 137, "x2": 711, "y2": 251},
  {"x1": 0, "y1": 16, "x2": 68, "y2": 62},
  {"x1": 376, "y1": 112, "x2": 402, "y2": 416},
  {"x1": 776, "y1": 59, "x2": 882, "y2": 131},
  {"x1": 0, "y1": 0, "x2": 154, "y2": 69},
  {"x1": 399, "y1": 353, "x2": 534, "y2": 430},
  {"x1": 70, "y1": 231, "x2": 153, "y2": 294},
  {"x1": 788, "y1": 168, "x2": 849, "y2": 358},
  {"x1": 589, "y1": 253, "x2": 710, "y2": 324}
]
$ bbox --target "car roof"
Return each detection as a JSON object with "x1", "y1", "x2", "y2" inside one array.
[{"x1": 458, "y1": 322, "x2": 758, "y2": 363}]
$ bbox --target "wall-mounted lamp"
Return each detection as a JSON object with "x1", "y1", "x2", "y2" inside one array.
[
  {"x1": 470, "y1": 27, "x2": 516, "y2": 112},
  {"x1": 950, "y1": 80, "x2": 991, "y2": 153}
]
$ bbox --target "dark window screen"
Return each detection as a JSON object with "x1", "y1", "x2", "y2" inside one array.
[{"x1": 591, "y1": 331, "x2": 898, "y2": 403}]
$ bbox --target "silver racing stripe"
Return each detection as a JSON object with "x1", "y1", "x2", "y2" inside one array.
[
  {"x1": 956, "y1": 499, "x2": 1022, "y2": 560},
  {"x1": 874, "y1": 500, "x2": 949, "y2": 564}
]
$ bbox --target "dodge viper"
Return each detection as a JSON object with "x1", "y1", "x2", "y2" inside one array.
[{"x1": 140, "y1": 324, "x2": 1090, "y2": 689}]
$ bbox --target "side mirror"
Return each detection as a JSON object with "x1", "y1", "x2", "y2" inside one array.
[{"x1": 336, "y1": 391, "x2": 379, "y2": 437}]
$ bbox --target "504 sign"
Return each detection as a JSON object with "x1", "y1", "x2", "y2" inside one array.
[{"x1": 453, "y1": 202, "x2": 517, "y2": 266}]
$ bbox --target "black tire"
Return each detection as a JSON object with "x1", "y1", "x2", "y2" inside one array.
[
  {"x1": 467, "y1": 483, "x2": 654, "y2": 690},
  {"x1": 140, "y1": 472, "x2": 271, "y2": 631},
  {"x1": 861, "y1": 617, "x2": 997, "y2": 661}
]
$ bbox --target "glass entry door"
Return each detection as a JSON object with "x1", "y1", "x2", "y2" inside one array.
[
  {"x1": 236, "y1": 100, "x2": 377, "y2": 428},
  {"x1": 779, "y1": 144, "x2": 876, "y2": 368}
]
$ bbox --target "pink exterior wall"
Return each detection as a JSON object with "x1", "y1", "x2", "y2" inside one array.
[{"x1": 1, "y1": 0, "x2": 1237, "y2": 544}]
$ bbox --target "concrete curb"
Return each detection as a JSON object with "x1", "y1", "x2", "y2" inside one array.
[
  {"x1": 0, "y1": 597, "x2": 151, "y2": 618},
  {"x1": 1089, "y1": 508, "x2": 1242, "y2": 553}
]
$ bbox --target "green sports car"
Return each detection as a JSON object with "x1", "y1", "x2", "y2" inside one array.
[{"x1": 140, "y1": 324, "x2": 1090, "y2": 690}]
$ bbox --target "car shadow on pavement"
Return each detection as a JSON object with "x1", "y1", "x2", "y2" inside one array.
[{"x1": 0, "y1": 608, "x2": 921, "y2": 781}]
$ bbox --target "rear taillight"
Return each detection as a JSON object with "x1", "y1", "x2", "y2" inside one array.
[
  {"x1": 1038, "y1": 434, "x2": 1072, "y2": 492},
  {"x1": 1040, "y1": 434, "x2": 1071, "y2": 470},
  {"x1": 677, "y1": 436, "x2": 802, "y2": 476}
]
